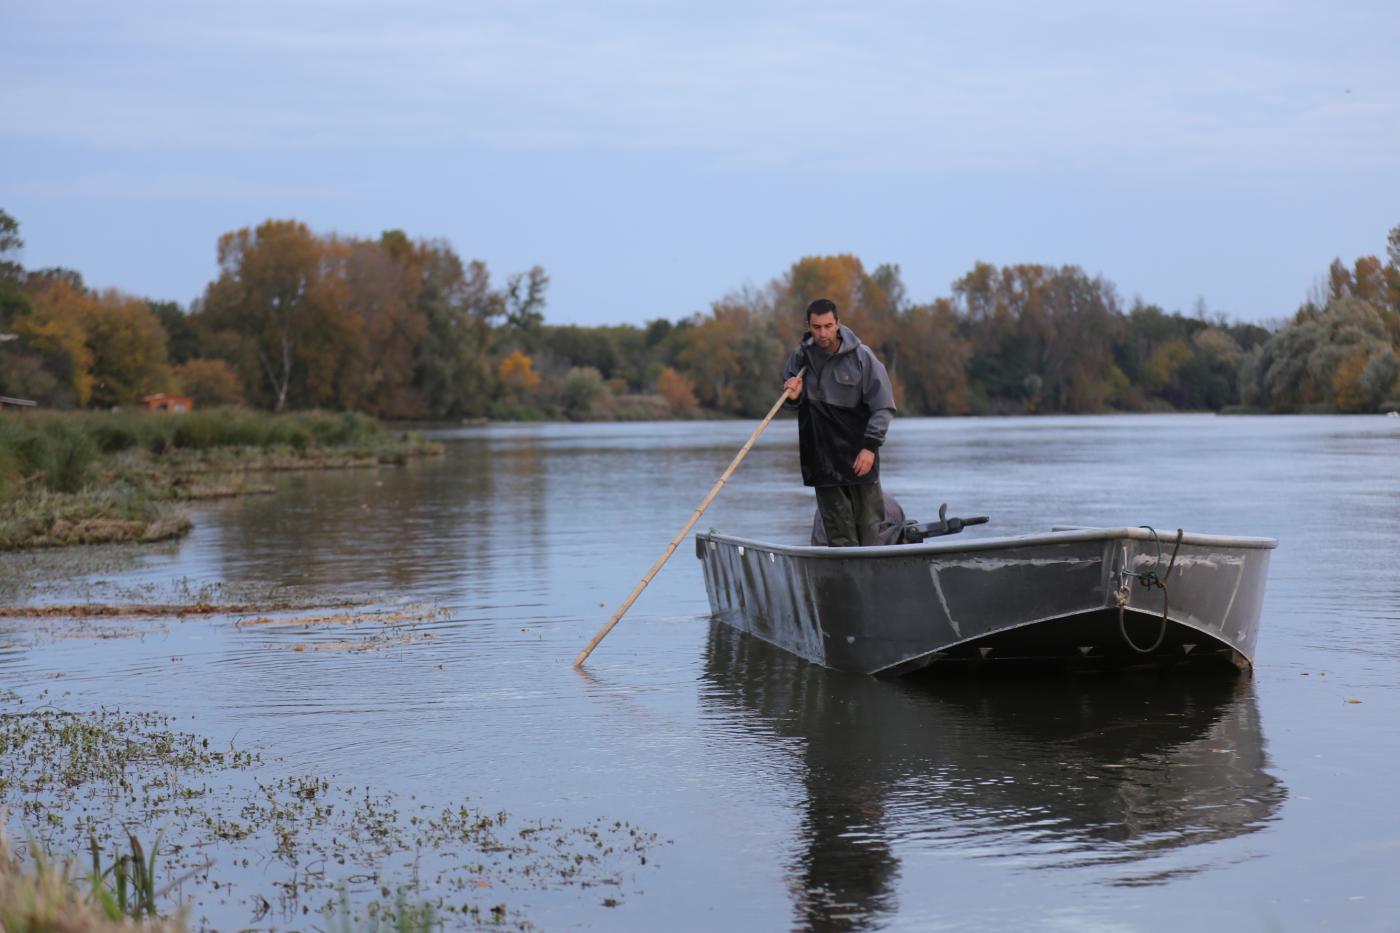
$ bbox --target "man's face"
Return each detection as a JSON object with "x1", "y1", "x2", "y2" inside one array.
[{"x1": 809, "y1": 311, "x2": 840, "y2": 351}]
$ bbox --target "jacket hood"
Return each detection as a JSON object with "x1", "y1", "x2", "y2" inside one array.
[{"x1": 801, "y1": 323, "x2": 862, "y2": 356}]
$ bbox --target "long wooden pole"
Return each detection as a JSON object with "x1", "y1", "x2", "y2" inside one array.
[{"x1": 573, "y1": 368, "x2": 804, "y2": 667}]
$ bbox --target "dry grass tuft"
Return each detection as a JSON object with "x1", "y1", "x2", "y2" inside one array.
[{"x1": 0, "y1": 824, "x2": 184, "y2": 933}]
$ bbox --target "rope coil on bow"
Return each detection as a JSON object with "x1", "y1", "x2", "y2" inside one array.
[{"x1": 1118, "y1": 526, "x2": 1184, "y2": 654}]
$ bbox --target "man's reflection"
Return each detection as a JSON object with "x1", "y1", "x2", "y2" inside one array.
[{"x1": 702, "y1": 623, "x2": 1284, "y2": 932}]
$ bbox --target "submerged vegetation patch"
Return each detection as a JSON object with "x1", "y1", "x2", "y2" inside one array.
[
  {"x1": 0, "y1": 692, "x2": 664, "y2": 928},
  {"x1": 235, "y1": 604, "x2": 451, "y2": 653},
  {"x1": 0, "y1": 600, "x2": 450, "y2": 655},
  {"x1": 0, "y1": 602, "x2": 285, "y2": 619},
  {"x1": 232, "y1": 604, "x2": 451, "y2": 629},
  {"x1": 0, "y1": 571, "x2": 372, "y2": 620}
]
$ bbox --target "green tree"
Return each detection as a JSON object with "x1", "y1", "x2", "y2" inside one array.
[
  {"x1": 0, "y1": 208, "x2": 22, "y2": 281},
  {"x1": 150, "y1": 300, "x2": 201, "y2": 364},
  {"x1": 1358, "y1": 349, "x2": 1399, "y2": 410},
  {"x1": 197, "y1": 220, "x2": 334, "y2": 411},
  {"x1": 0, "y1": 209, "x2": 31, "y2": 329},
  {"x1": 558, "y1": 366, "x2": 607, "y2": 419},
  {"x1": 1138, "y1": 339, "x2": 1193, "y2": 398},
  {"x1": 415, "y1": 251, "x2": 500, "y2": 418},
  {"x1": 1178, "y1": 327, "x2": 1246, "y2": 410},
  {"x1": 955, "y1": 263, "x2": 1124, "y2": 413},
  {"x1": 1244, "y1": 297, "x2": 1393, "y2": 411},
  {"x1": 0, "y1": 350, "x2": 57, "y2": 402},
  {"x1": 538, "y1": 325, "x2": 623, "y2": 379},
  {"x1": 24, "y1": 267, "x2": 85, "y2": 291},
  {"x1": 955, "y1": 262, "x2": 1042, "y2": 408},
  {"x1": 504, "y1": 265, "x2": 549, "y2": 333}
]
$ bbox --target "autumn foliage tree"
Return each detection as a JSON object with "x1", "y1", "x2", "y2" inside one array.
[
  {"x1": 895, "y1": 298, "x2": 971, "y2": 414},
  {"x1": 9, "y1": 279, "x2": 96, "y2": 406},
  {"x1": 333, "y1": 234, "x2": 428, "y2": 416},
  {"x1": 190, "y1": 220, "x2": 522, "y2": 418},
  {"x1": 8, "y1": 204, "x2": 1397, "y2": 420},
  {"x1": 677, "y1": 300, "x2": 782, "y2": 416},
  {"x1": 174, "y1": 358, "x2": 245, "y2": 407},
  {"x1": 655, "y1": 367, "x2": 698, "y2": 414},
  {"x1": 1, "y1": 276, "x2": 174, "y2": 408},
  {"x1": 81, "y1": 290, "x2": 175, "y2": 407},
  {"x1": 498, "y1": 349, "x2": 541, "y2": 399}
]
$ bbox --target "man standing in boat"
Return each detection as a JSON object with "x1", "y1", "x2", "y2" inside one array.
[{"x1": 783, "y1": 298, "x2": 897, "y2": 547}]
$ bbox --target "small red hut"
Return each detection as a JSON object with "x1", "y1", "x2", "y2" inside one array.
[{"x1": 143, "y1": 393, "x2": 194, "y2": 413}]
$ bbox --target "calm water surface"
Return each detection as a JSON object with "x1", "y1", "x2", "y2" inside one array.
[{"x1": 2, "y1": 414, "x2": 1399, "y2": 931}]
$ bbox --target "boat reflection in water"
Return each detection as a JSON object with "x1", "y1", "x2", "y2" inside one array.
[{"x1": 701, "y1": 624, "x2": 1285, "y2": 932}]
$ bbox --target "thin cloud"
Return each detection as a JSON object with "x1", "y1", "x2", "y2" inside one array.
[{"x1": 3, "y1": 0, "x2": 1396, "y2": 170}]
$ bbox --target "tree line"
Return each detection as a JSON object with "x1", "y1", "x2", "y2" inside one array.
[{"x1": 2, "y1": 209, "x2": 1398, "y2": 419}]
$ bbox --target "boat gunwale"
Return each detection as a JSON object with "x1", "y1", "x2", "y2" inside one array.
[{"x1": 696, "y1": 526, "x2": 1278, "y2": 559}]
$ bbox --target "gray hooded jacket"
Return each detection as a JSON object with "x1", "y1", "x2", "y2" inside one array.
[{"x1": 783, "y1": 324, "x2": 896, "y2": 487}]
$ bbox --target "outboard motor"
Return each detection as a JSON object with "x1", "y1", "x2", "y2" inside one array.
[
  {"x1": 900, "y1": 503, "x2": 989, "y2": 543},
  {"x1": 813, "y1": 496, "x2": 988, "y2": 546}
]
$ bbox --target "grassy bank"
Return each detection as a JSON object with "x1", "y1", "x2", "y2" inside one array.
[{"x1": 0, "y1": 409, "x2": 443, "y2": 550}]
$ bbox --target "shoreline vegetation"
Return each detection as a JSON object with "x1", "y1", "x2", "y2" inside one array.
[
  {"x1": 0, "y1": 408, "x2": 442, "y2": 551},
  {"x1": 2, "y1": 209, "x2": 1397, "y2": 425}
]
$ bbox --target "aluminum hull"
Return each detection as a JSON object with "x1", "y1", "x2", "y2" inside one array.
[{"x1": 695, "y1": 526, "x2": 1276, "y2": 675}]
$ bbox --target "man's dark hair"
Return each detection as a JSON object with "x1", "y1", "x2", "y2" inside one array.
[{"x1": 805, "y1": 298, "x2": 839, "y2": 321}]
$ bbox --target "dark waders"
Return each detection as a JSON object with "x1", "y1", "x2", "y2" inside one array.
[{"x1": 816, "y1": 482, "x2": 886, "y2": 547}]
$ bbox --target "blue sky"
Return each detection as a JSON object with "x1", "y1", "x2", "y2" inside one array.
[{"x1": 2, "y1": 0, "x2": 1397, "y2": 326}]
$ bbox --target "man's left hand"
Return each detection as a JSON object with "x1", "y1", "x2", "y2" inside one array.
[{"x1": 853, "y1": 449, "x2": 875, "y2": 477}]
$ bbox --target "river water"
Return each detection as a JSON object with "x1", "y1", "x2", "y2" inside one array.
[{"x1": 2, "y1": 414, "x2": 1398, "y2": 931}]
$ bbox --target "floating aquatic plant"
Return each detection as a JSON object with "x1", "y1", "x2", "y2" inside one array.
[{"x1": 1, "y1": 701, "x2": 665, "y2": 927}]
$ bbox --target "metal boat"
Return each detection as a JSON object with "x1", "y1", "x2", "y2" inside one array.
[{"x1": 695, "y1": 524, "x2": 1276, "y2": 676}]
